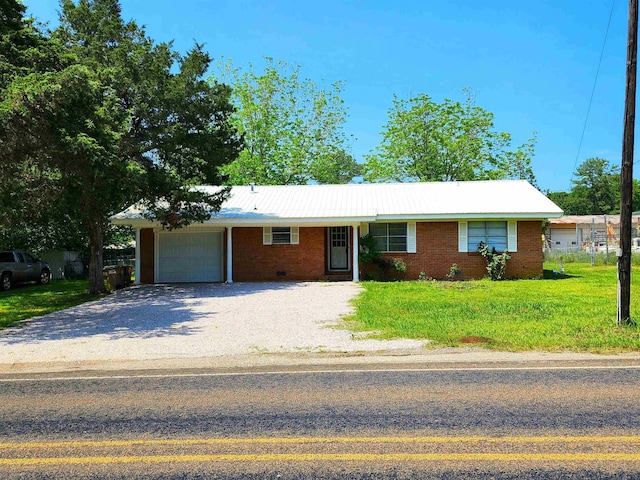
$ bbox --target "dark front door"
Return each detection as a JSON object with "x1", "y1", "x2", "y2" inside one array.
[{"x1": 328, "y1": 227, "x2": 349, "y2": 271}]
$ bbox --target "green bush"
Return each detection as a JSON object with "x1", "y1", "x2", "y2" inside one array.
[
  {"x1": 359, "y1": 233, "x2": 379, "y2": 264},
  {"x1": 359, "y1": 234, "x2": 406, "y2": 281},
  {"x1": 478, "y1": 242, "x2": 510, "y2": 280}
]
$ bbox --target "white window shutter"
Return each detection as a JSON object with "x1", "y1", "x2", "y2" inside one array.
[
  {"x1": 360, "y1": 223, "x2": 369, "y2": 236},
  {"x1": 458, "y1": 221, "x2": 468, "y2": 253},
  {"x1": 407, "y1": 222, "x2": 417, "y2": 253},
  {"x1": 508, "y1": 221, "x2": 518, "y2": 252},
  {"x1": 291, "y1": 226, "x2": 299, "y2": 245},
  {"x1": 263, "y1": 227, "x2": 272, "y2": 245}
]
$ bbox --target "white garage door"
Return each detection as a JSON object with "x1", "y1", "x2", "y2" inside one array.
[
  {"x1": 548, "y1": 228, "x2": 579, "y2": 253},
  {"x1": 157, "y1": 231, "x2": 223, "y2": 283}
]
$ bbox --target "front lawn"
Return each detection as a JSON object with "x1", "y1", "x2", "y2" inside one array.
[
  {"x1": 0, "y1": 280, "x2": 101, "y2": 329},
  {"x1": 349, "y1": 263, "x2": 640, "y2": 353}
]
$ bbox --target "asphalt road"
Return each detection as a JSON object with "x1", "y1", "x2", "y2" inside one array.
[{"x1": 1, "y1": 365, "x2": 639, "y2": 479}]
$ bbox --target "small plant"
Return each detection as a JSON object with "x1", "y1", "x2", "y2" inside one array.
[
  {"x1": 418, "y1": 271, "x2": 431, "y2": 281},
  {"x1": 446, "y1": 263, "x2": 461, "y2": 280},
  {"x1": 391, "y1": 257, "x2": 407, "y2": 273},
  {"x1": 478, "y1": 241, "x2": 510, "y2": 281}
]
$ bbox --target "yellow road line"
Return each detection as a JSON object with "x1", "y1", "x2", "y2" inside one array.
[
  {"x1": 2, "y1": 453, "x2": 640, "y2": 466},
  {"x1": 2, "y1": 435, "x2": 640, "y2": 450}
]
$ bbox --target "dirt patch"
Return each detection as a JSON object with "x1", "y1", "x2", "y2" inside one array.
[{"x1": 459, "y1": 335, "x2": 493, "y2": 344}]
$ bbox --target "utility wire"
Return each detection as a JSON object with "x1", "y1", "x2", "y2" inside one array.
[{"x1": 568, "y1": 0, "x2": 616, "y2": 188}]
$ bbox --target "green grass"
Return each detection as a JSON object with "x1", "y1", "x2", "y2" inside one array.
[
  {"x1": 0, "y1": 280, "x2": 102, "y2": 329},
  {"x1": 348, "y1": 263, "x2": 640, "y2": 353}
]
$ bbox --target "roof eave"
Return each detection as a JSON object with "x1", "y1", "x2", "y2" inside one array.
[
  {"x1": 376, "y1": 212, "x2": 564, "y2": 221},
  {"x1": 111, "y1": 211, "x2": 563, "y2": 228}
]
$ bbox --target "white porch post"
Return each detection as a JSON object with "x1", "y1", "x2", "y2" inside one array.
[
  {"x1": 134, "y1": 228, "x2": 141, "y2": 285},
  {"x1": 352, "y1": 224, "x2": 359, "y2": 282},
  {"x1": 226, "y1": 226, "x2": 233, "y2": 283}
]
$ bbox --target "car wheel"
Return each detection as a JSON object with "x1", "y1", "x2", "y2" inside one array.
[
  {"x1": 1, "y1": 274, "x2": 11, "y2": 291},
  {"x1": 38, "y1": 270, "x2": 51, "y2": 285}
]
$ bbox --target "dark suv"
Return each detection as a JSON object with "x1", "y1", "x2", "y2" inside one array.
[{"x1": 0, "y1": 251, "x2": 51, "y2": 291}]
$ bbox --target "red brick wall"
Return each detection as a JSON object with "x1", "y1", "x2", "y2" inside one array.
[
  {"x1": 139, "y1": 228, "x2": 154, "y2": 284},
  {"x1": 140, "y1": 222, "x2": 543, "y2": 283},
  {"x1": 232, "y1": 227, "x2": 332, "y2": 281},
  {"x1": 361, "y1": 221, "x2": 543, "y2": 281},
  {"x1": 505, "y1": 221, "x2": 544, "y2": 279}
]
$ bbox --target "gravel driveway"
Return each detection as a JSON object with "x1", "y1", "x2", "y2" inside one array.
[{"x1": 0, "y1": 282, "x2": 424, "y2": 366}]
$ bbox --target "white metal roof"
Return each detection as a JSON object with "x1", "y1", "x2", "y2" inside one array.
[{"x1": 111, "y1": 180, "x2": 563, "y2": 227}]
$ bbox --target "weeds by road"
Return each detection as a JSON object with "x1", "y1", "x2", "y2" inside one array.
[{"x1": 349, "y1": 263, "x2": 640, "y2": 353}]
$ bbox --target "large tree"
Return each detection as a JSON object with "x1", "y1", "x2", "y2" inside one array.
[
  {"x1": 0, "y1": 0, "x2": 241, "y2": 294},
  {"x1": 211, "y1": 57, "x2": 360, "y2": 185},
  {"x1": 363, "y1": 90, "x2": 537, "y2": 185},
  {"x1": 570, "y1": 157, "x2": 620, "y2": 214}
]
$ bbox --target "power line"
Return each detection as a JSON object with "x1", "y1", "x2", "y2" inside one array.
[{"x1": 568, "y1": 0, "x2": 616, "y2": 189}]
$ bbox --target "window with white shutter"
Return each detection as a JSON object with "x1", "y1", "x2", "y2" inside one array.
[{"x1": 263, "y1": 227, "x2": 299, "y2": 245}]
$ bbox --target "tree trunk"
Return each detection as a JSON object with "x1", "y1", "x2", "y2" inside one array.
[{"x1": 87, "y1": 220, "x2": 106, "y2": 295}]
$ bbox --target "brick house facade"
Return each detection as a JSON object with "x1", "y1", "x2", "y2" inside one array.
[
  {"x1": 114, "y1": 181, "x2": 562, "y2": 284},
  {"x1": 137, "y1": 219, "x2": 544, "y2": 283}
]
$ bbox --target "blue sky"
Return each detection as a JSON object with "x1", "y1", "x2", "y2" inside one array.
[{"x1": 24, "y1": 0, "x2": 629, "y2": 192}]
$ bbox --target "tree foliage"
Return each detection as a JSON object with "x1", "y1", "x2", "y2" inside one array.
[
  {"x1": 363, "y1": 90, "x2": 537, "y2": 185},
  {"x1": 212, "y1": 57, "x2": 360, "y2": 185},
  {"x1": 0, "y1": 0, "x2": 83, "y2": 252},
  {"x1": 0, "y1": 160, "x2": 86, "y2": 252},
  {"x1": 0, "y1": 0, "x2": 67, "y2": 90},
  {"x1": 0, "y1": 0, "x2": 241, "y2": 293},
  {"x1": 546, "y1": 157, "x2": 640, "y2": 215}
]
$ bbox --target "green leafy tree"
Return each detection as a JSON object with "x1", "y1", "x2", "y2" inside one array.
[
  {"x1": 546, "y1": 158, "x2": 640, "y2": 215},
  {"x1": 0, "y1": 0, "x2": 241, "y2": 294},
  {"x1": 571, "y1": 157, "x2": 619, "y2": 214},
  {"x1": 212, "y1": 57, "x2": 360, "y2": 185},
  {"x1": 546, "y1": 190, "x2": 592, "y2": 216},
  {"x1": 363, "y1": 90, "x2": 537, "y2": 185}
]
